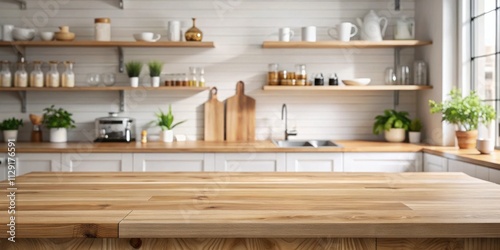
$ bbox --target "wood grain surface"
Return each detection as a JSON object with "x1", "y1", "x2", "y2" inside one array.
[
  {"x1": 225, "y1": 81, "x2": 256, "y2": 142},
  {"x1": 204, "y1": 87, "x2": 225, "y2": 141},
  {"x1": 1, "y1": 172, "x2": 500, "y2": 240}
]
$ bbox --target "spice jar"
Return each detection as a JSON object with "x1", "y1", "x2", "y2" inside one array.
[
  {"x1": 267, "y1": 63, "x2": 279, "y2": 85},
  {"x1": 0, "y1": 61, "x2": 12, "y2": 87},
  {"x1": 30, "y1": 61, "x2": 44, "y2": 87},
  {"x1": 14, "y1": 61, "x2": 28, "y2": 87},
  {"x1": 198, "y1": 67, "x2": 205, "y2": 87},
  {"x1": 95, "y1": 18, "x2": 111, "y2": 41},
  {"x1": 295, "y1": 64, "x2": 307, "y2": 86},
  {"x1": 46, "y1": 61, "x2": 60, "y2": 87},
  {"x1": 61, "y1": 61, "x2": 75, "y2": 87}
]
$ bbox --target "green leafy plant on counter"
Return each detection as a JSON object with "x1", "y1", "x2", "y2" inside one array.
[
  {"x1": 42, "y1": 105, "x2": 76, "y2": 129},
  {"x1": 373, "y1": 109, "x2": 411, "y2": 135},
  {"x1": 155, "y1": 104, "x2": 186, "y2": 131},
  {"x1": 0, "y1": 117, "x2": 23, "y2": 130},
  {"x1": 148, "y1": 61, "x2": 163, "y2": 77},
  {"x1": 409, "y1": 118, "x2": 423, "y2": 132},
  {"x1": 429, "y1": 88, "x2": 496, "y2": 131},
  {"x1": 125, "y1": 61, "x2": 142, "y2": 78}
]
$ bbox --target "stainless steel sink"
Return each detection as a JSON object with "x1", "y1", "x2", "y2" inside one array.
[{"x1": 272, "y1": 140, "x2": 341, "y2": 148}]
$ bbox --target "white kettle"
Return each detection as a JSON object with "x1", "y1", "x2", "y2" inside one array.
[
  {"x1": 356, "y1": 10, "x2": 388, "y2": 41},
  {"x1": 394, "y1": 16, "x2": 415, "y2": 40}
]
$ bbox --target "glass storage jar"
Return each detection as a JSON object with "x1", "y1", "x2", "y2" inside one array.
[
  {"x1": 295, "y1": 64, "x2": 307, "y2": 86},
  {"x1": 61, "y1": 61, "x2": 75, "y2": 87},
  {"x1": 95, "y1": 18, "x2": 111, "y2": 41},
  {"x1": 30, "y1": 61, "x2": 44, "y2": 87},
  {"x1": 268, "y1": 63, "x2": 279, "y2": 85},
  {"x1": 14, "y1": 61, "x2": 28, "y2": 87},
  {"x1": 46, "y1": 61, "x2": 60, "y2": 87},
  {"x1": 0, "y1": 61, "x2": 12, "y2": 87},
  {"x1": 413, "y1": 60, "x2": 428, "y2": 85}
]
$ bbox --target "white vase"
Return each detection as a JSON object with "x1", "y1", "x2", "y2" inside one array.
[
  {"x1": 408, "y1": 131, "x2": 421, "y2": 144},
  {"x1": 151, "y1": 76, "x2": 160, "y2": 87},
  {"x1": 3, "y1": 130, "x2": 18, "y2": 142},
  {"x1": 130, "y1": 77, "x2": 139, "y2": 88},
  {"x1": 384, "y1": 128, "x2": 406, "y2": 142},
  {"x1": 160, "y1": 130, "x2": 174, "y2": 142},
  {"x1": 50, "y1": 128, "x2": 67, "y2": 143}
]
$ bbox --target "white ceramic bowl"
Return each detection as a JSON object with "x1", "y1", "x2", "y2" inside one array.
[
  {"x1": 342, "y1": 78, "x2": 371, "y2": 86},
  {"x1": 133, "y1": 32, "x2": 161, "y2": 42},
  {"x1": 12, "y1": 28, "x2": 36, "y2": 41},
  {"x1": 40, "y1": 31, "x2": 55, "y2": 41}
]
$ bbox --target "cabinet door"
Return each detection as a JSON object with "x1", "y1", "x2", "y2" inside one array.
[
  {"x1": 215, "y1": 153, "x2": 286, "y2": 172},
  {"x1": 286, "y1": 153, "x2": 343, "y2": 172},
  {"x1": 343, "y1": 152, "x2": 422, "y2": 172},
  {"x1": 447, "y1": 159, "x2": 477, "y2": 177},
  {"x1": 62, "y1": 153, "x2": 133, "y2": 172},
  {"x1": 133, "y1": 153, "x2": 215, "y2": 172},
  {"x1": 489, "y1": 168, "x2": 500, "y2": 184},
  {"x1": 16, "y1": 153, "x2": 61, "y2": 175},
  {"x1": 423, "y1": 153, "x2": 448, "y2": 172}
]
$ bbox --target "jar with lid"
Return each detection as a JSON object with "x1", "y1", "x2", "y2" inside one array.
[
  {"x1": 314, "y1": 73, "x2": 324, "y2": 86},
  {"x1": 0, "y1": 61, "x2": 12, "y2": 87},
  {"x1": 95, "y1": 18, "x2": 111, "y2": 41},
  {"x1": 14, "y1": 61, "x2": 28, "y2": 87},
  {"x1": 268, "y1": 63, "x2": 279, "y2": 85},
  {"x1": 188, "y1": 67, "x2": 197, "y2": 87},
  {"x1": 61, "y1": 61, "x2": 75, "y2": 87},
  {"x1": 30, "y1": 61, "x2": 44, "y2": 87},
  {"x1": 413, "y1": 60, "x2": 428, "y2": 85},
  {"x1": 295, "y1": 64, "x2": 307, "y2": 86},
  {"x1": 278, "y1": 69, "x2": 288, "y2": 85},
  {"x1": 46, "y1": 61, "x2": 60, "y2": 87}
]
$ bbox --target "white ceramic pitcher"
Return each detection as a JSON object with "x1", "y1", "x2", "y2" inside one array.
[
  {"x1": 394, "y1": 16, "x2": 415, "y2": 40},
  {"x1": 356, "y1": 10, "x2": 388, "y2": 41}
]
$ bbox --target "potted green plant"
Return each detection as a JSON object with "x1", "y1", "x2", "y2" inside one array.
[
  {"x1": 408, "y1": 118, "x2": 423, "y2": 144},
  {"x1": 148, "y1": 61, "x2": 163, "y2": 87},
  {"x1": 429, "y1": 89, "x2": 496, "y2": 149},
  {"x1": 155, "y1": 104, "x2": 186, "y2": 142},
  {"x1": 0, "y1": 117, "x2": 23, "y2": 142},
  {"x1": 43, "y1": 105, "x2": 76, "y2": 143},
  {"x1": 373, "y1": 109, "x2": 411, "y2": 142},
  {"x1": 125, "y1": 60, "x2": 142, "y2": 87}
]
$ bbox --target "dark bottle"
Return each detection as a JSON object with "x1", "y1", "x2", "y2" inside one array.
[
  {"x1": 329, "y1": 73, "x2": 338, "y2": 86},
  {"x1": 314, "y1": 73, "x2": 324, "y2": 86}
]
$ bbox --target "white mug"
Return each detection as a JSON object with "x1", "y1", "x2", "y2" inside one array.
[
  {"x1": 301, "y1": 26, "x2": 316, "y2": 42},
  {"x1": 2, "y1": 25, "x2": 14, "y2": 41},
  {"x1": 168, "y1": 20, "x2": 181, "y2": 42},
  {"x1": 328, "y1": 22, "x2": 358, "y2": 42},
  {"x1": 279, "y1": 27, "x2": 294, "y2": 42}
]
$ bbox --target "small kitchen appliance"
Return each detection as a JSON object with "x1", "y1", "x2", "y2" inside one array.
[{"x1": 94, "y1": 112, "x2": 135, "y2": 142}]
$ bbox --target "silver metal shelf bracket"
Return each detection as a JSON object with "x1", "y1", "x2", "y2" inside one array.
[
  {"x1": 395, "y1": 0, "x2": 400, "y2": 11},
  {"x1": 18, "y1": 91, "x2": 26, "y2": 113},
  {"x1": 118, "y1": 47, "x2": 124, "y2": 73},
  {"x1": 119, "y1": 90, "x2": 125, "y2": 112}
]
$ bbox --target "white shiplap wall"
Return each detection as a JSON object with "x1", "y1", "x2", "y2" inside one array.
[{"x1": 0, "y1": 0, "x2": 417, "y2": 142}]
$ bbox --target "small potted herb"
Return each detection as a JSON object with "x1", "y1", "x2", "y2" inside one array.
[
  {"x1": 155, "y1": 104, "x2": 186, "y2": 142},
  {"x1": 373, "y1": 109, "x2": 411, "y2": 142},
  {"x1": 125, "y1": 60, "x2": 142, "y2": 87},
  {"x1": 148, "y1": 61, "x2": 163, "y2": 87},
  {"x1": 0, "y1": 117, "x2": 23, "y2": 142},
  {"x1": 408, "y1": 118, "x2": 423, "y2": 144},
  {"x1": 429, "y1": 89, "x2": 496, "y2": 149},
  {"x1": 43, "y1": 105, "x2": 76, "y2": 143}
]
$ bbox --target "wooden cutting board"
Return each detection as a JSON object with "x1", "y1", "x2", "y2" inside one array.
[
  {"x1": 225, "y1": 81, "x2": 256, "y2": 141},
  {"x1": 204, "y1": 87, "x2": 224, "y2": 141}
]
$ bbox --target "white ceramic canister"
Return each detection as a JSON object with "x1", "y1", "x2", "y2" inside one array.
[{"x1": 95, "y1": 18, "x2": 111, "y2": 41}]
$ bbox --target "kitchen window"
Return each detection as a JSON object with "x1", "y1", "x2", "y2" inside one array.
[{"x1": 470, "y1": 0, "x2": 499, "y2": 141}]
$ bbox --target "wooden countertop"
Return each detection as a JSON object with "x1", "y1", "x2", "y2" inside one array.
[
  {"x1": 8, "y1": 140, "x2": 423, "y2": 153},
  {"x1": 1, "y1": 172, "x2": 500, "y2": 239}
]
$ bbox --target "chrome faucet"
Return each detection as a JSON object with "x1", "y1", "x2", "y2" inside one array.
[{"x1": 281, "y1": 104, "x2": 297, "y2": 140}]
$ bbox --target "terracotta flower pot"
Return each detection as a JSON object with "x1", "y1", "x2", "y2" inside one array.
[{"x1": 455, "y1": 130, "x2": 478, "y2": 149}]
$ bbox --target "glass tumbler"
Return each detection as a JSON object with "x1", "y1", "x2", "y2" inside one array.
[
  {"x1": 384, "y1": 67, "x2": 396, "y2": 85},
  {"x1": 396, "y1": 65, "x2": 410, "y2": 85},
  {"x1": 413, "y1": 60, "x2": 428, "y2": 85}
]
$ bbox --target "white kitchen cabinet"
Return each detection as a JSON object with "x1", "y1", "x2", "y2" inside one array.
[
  {"x1": 423, "y1": 153, "x2": 448, "y2": 172},
  {"x1": 447, "y1": 159, "x2": 494, "y2": 182},
  {"x1": 215, "y1": 153, "x2": 286, "y2": 172},
  {"x1": 343, "y1": 152, "x2": 422, "y2": 172},
  {"x1": 489, "y1": 168, "x2": 500, "y2": 184},
  {"x1": 133, "y1": 153, "x2": 215, "y2": 172},
  {"x1": 16, "y1": 153, "x2": 62, "y2": 175},
  {"x1": 62, "y1": 153, "x2": 133, "y2": 172},
  {"x1": 286, "y1": 153, "x2": 343, "y2": 172}
]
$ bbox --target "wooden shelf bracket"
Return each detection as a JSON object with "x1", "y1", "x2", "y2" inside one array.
[
  {"x1": 18, "y1": 91, "x2": 26, "y2": 113},
  {"x1": 118, "y1": 47, "x2": 124, "y2": 73}
]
